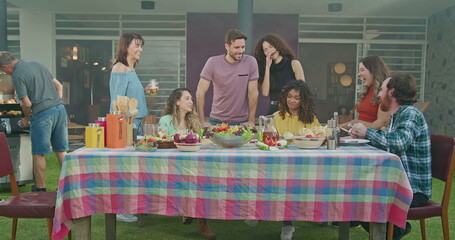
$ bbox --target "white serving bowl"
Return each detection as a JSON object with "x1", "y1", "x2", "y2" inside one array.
[
  {"x1": 175, "y1": 142, "x2": 202, "y2": 152},
  {"x1": 293, "y1": 136, "x2": 325, "y2": 149}
]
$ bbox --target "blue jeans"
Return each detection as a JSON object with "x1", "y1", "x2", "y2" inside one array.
[
  {"x1": 267, "y1": 102, "x2": 279, "y2": 115},
  {"x1": 283, "y1": 221, "x2": 293, "y2": 226},
  {"x1": 134, "y1": 118, "x2": 143, "y2": 136},
  {"x1": 360, "y1": 193, "x2": 428, "y2": 238},
  {"x1": 30, "y1": 105, "x2": 68, "y2": 155},
  {"x1": 208, "y1": 117, "x2": 247, "y2": 126}
]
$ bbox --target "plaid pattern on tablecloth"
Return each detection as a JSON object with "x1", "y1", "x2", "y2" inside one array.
[{"x1": 52, "y1": 144, "x2": 412, "y2": 240}]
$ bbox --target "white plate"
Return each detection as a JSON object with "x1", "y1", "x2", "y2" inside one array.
[{"x1": 340, "y1": 138, "x2": 370, "y2": 145}]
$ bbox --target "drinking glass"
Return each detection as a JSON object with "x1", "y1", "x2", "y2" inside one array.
[
  {"x1": 143, "y1": 124, "x2": 156, "y2": 136},
  {"x1": 149, "y1": 79, "x2": 159, "y2": 95},
  {"x1": 156, "y1": 126, "x2": 168, "y2": 137}
]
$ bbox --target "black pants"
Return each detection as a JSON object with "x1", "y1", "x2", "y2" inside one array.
[
  {"x1": 361, "y1": 192, "x2": 429, "y2": 239},
  {"x1": 267, "y1": 103, "x2": 279, "y2": 115}
]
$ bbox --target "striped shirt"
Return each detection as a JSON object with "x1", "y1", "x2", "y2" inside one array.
[{"x1": 366, "y1": 105, "x2": 432, "y2": 198}]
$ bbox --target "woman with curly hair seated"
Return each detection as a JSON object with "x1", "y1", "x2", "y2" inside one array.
[
  {"x1": 252, "y1": 80, "x2": 320, "y2": 239},
  {"x1": 274, "y1": 80, "x2": 320, "y2": 136}
]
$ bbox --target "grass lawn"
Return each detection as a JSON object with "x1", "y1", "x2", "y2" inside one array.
[{"x1": 1, "y1": 152, "x2": 454, "y2": 240}]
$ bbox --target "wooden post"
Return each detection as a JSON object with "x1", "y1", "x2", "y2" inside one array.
[
  {"x1": 74, "y1": 216, "x2": 91, "y2": 240},
  {"x1": 105, "y1": 213, "x2": 116, "y2": 240},
  {"x1": 371, "y1": 222, "x2": 387, "y2": 240},
  {"x1": 338, "y1": 222, "x2": 350, "y2": 240},
  {"x1": 137, "y1": 214, "x2": 145, "y2": 228}
]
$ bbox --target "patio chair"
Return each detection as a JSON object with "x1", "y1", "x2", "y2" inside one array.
[
  {"x1": 0, "y1": 132, "x2": 71, "y2": 240},
  {"x1": 387, "y1": 134, "x2": 455, "y2": 240}
]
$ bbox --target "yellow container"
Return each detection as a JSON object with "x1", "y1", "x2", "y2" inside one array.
[{"x1": 85, "y1": 123, "x2": 105, "y2": 148}]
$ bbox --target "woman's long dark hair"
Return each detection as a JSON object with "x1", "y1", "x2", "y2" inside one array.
[
  {"x1": 114, "y1": 32, "x2": 144, "y2": 68},
  {"x1": 278, "y1": 80, "x2": 316, "y2": 124},
  {"x1": 253, "y1": 34, "x2": 297, "y2": 83},
  {"x1": 358, "y1": 55, "x2": 390, "y2": 105}
]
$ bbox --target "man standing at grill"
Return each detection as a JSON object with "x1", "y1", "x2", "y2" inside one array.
[{"x1": 0, "y1": 51, "x2": 68, "y2": 192}]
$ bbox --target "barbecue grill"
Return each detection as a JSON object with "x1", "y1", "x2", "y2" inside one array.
[{"x1": 0, "y1": 94, "x2": 33, "y2": 187}]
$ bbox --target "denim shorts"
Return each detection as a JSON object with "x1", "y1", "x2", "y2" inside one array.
[{"x1": 30, "y1": 104, "x2": 69, "y2": 155}]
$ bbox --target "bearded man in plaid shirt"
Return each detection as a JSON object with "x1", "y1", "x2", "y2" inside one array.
[{"x1": 350, "y1": 72, "x2": 431, "y2": 240}]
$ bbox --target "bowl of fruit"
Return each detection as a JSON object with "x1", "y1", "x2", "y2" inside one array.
[
  {"x1": 201, "y1": 123, "x2": 257, "y2": 148},
  {"x1": 133, "y1": 137, "x2": 158, "y2": 152},
  {"x1": 173, "y1": 132, "x2": 202, "y2": 152},
  {"x1": 293, "y1": 135, "x2": 325, "y2": 149}
]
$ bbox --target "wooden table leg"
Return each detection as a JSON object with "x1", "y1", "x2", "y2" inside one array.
[
  {"x1": 105, "y1": 213, "x2": 116, "y2": 240},
  {"x1": 137, "y1": 214, "x2": 145, "y2": 228},
  {"x1": 338, "y1": 222, "x2": 350, "y2": 240},
  {"x1": 74, "y1": 216, "x2": 91, "y2": 240},
  {"x1": 370, "y1": 222, "x2": 386, "y2": 240}
]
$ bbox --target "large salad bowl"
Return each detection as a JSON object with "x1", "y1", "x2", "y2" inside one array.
[
  {"x1": 211, "y1": 134, "x2": 251, "y2": 148},
  {"x1": 200, "y1": 123, "x2": 257, "y2": 148}
]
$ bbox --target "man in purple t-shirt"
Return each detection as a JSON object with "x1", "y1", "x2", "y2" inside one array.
[{"x1": 196, "y1": 29, "x2": 259, "y2": 127}]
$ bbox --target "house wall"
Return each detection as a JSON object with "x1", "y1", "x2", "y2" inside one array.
[
  {"x1": 19, "y1": 9, "x2": 54, "y2": 74},
  {"x1": 12, "y1": 7, "x2": 455, "y2": 135},
  {"x1": 426, "y1": 5, "x2": 455, "y2": 136},
  {"x1": 186, "y1": 13, "x2": 299, "y2": 118}
]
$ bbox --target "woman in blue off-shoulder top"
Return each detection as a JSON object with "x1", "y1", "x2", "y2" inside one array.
[{"x1": 110, "y1": 32, "x2": 154, "y2": 136}]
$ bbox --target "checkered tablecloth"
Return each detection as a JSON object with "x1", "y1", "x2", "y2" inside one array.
[{"x1": 52, "y1": 144, "x2": 412, "y2": 240}]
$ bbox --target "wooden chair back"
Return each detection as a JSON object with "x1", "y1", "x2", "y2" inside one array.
[
  {"x1": 0, "y1": 132, "x2": 19, "y2": 195},
  {"x1": 413, "y1": 102, "x2": 430, "y2": 113},
  {"x1": 430, "y1": 134, "x2": 455, "y2": 210}
]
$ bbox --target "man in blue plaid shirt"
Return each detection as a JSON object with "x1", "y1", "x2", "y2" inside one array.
[{"x1": 350, "y1": 72, "x2": 431, "y2": 240}]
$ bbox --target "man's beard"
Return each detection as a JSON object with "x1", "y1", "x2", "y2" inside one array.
[
  {"x1": 229, "y1": 52, "x2": 243, "y2": 61},
  {"x1": 379, "y1": 97, "x2": 391, "y2": 112}
]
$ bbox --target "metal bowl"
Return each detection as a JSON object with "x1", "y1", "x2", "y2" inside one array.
[{"x1": 211, "y1": 134, "x2": 251, "y2": 148}]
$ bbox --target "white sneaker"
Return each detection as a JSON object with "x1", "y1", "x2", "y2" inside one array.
[
  {"x1": 116, "y1": 214, "x2": 138, "y2": 222},
  {"x1": 281, "y1": 225, "x2": 295, "y2": 240},
  {"x1": 244, "y1": 219, "x2": 259, "y2": 227}
]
